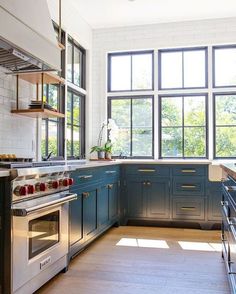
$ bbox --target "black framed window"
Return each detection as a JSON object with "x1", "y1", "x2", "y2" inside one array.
[
  {"x1": 108, "y1": 96, "x2": 153, "y2": 158},
  {"x1": 108, "y1": 51, "x2": 154, "y2": 92},
  {"x1": 160, "y1": 95, "x2": 207, "y2": 158},
  {"x1": 67, "y1": 36, "x2": 86, "y2": 89},
  {"x1": 159, "y1": 47, "x2": 207, "y2": 90},
  {"x1": 214, "y1": 93, "x2": 236, "y2": 158},
  {"x1": 41, "y1": 85, "x2": 63, "y2": 158},
  {"x1": 213, "y1": 46, "x2": 236, "y2": 87},
  {"x1": 67, "y1": 89, "x2": 85, "y2": 158}
]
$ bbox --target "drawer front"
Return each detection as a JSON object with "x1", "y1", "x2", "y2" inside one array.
[
  {"x1": 172, "y1": 197, "x2": 205, "y2": 220},
  {"x1": 173, "y1": 176, "x2": 205, "y2": 196},
  {"x1": 172, "y1": 165, "x2": 206, "y2": 176},
  {"x1": 72, "y1": 168, "x2": 101, "y2": 186},
  {"x1": 102, "y1": 165, "x2": 120, "y2": 183},
  {"x1": 125, "y1": 165, "x2": 170, "y2": 177}
]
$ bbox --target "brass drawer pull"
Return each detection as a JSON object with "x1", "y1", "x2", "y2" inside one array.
[
  {"x1": 181, "y1": 185, "x2": 197, "y2": 189},
  {"x1": 142, "y1": 181, "x2": 146, "y2": 186},
  {"x1": 107, "y1": 184, "x2": 113, "y2": 189},
  {"x1": 105, "y1": 170, "x2": 117, "y2": 174},
  {"x1": 78, "y1": 175, "x2": 93, "y2": 179},
  {"x1": 146, "y1": 181, "x2": 151, "y2": 186},
  {"x1": 82, "y1": 192, "x2": 90, "y2": 198},
  {"x1": 180, "y1": 207, "x2": 196, "y2": 211},
  {"x1": 138, "y1": 169, "x2": 155, "y2": 173},
  {"x1": 181, "y1": 169, "x2": 196, "y2": 173}
]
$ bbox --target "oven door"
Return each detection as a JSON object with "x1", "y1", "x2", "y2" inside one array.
[{"x1": 12, "y1": 192, "x2": 77, "y2": 293}]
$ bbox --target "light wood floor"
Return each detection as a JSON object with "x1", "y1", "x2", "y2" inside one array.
[{"x1": 37, "y1": 226, "x2": 230, "y2": 294}]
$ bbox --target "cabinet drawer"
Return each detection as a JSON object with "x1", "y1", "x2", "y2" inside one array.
[
  {"x1": 102, "y1": 165, "x2": 120, "y2": 183},
  {"x1": 125, "y1": 165, "x2": 170, "y2": 177},
  {"x1": 172, "y1": 165, "x2": 206, "y2": 176},
  {"x1": 173, "y1": 176, "x2": 205, "y2": 196},
  {"x1": 172, "y1": 197, "x2": 205, "y2": 220},
  {"x1": 72, "y1": 168, "x2": 100, "y2": 185}
]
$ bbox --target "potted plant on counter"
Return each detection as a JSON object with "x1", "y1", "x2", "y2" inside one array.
[
  {"x1": 104, "y1": 140, "x2": 112, "y2": 159},
  {"x1": 90, "y1": 145, "x2": 106, "y2": 159}
]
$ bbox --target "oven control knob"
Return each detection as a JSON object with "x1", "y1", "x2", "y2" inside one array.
[
  {"x1": 39, "y1": 182, "x2": 47, "y2": 191},
  {"x1": 27, "y1": 185, "x2": 35, "y2": 194},
  {"x1": 68, "y1": 178, "x2": 74, "y2": 186},
  {"x1": 62, "y1": 178, "x2": 69, "y2": 187},
  {"x1": 52, "y1": 180, "x2": 59, "y2": 189},
  {"x1": 18, "y1": 186, "x2": 28, "y2": 196}
]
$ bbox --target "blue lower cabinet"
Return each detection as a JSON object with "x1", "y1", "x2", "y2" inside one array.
[
  {"x1": 207, "y1": 182, "x2": 222, "y2": 221},
  {"x1": 69, "y1": 191, "x2": 83, "y2": 247},
  {"x1": 126, "y1": 176, "x2": 170, "y2": 219},
  {"x1": 98, "y1": 186, "x2": 109, "y2": 228},
  {"x1": 108, "y1": 181, "x2": 119, "y2": 221},
  {"x1": 83, "y1": 189, "x2": 98, "y2": 240},
  {"x1": 172, "y1": 197, "x2": 205, "y2": 220}
]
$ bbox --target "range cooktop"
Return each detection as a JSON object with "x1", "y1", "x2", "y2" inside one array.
[{"x1": 0, "y1": 161, "x2": 66, "y2": 169}]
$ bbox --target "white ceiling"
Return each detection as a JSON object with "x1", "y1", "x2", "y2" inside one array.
[{"x1": 69, "y1": 0, "x2": 236, "y2": 29}]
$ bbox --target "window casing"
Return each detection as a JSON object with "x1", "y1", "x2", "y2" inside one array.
[
  {"x1": 67, "y1": 89, "x2": 85, "y2": 158},
  {"x1": 67, "y1": 36, "x2": 86, "y2": 89},
  {"x1": 159, "y1": 94, "x2": 208, "y2": 158},
  {"x1": 108, "y1": 96, "x2": 154, "y2": 158},
  {"x1": 108, "y1": 51, "x2": 154, "y2": 92}
]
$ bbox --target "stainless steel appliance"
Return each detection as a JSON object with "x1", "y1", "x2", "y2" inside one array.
[{"x1": 10, "y1": 164, "x2": 77, "y2": 294}]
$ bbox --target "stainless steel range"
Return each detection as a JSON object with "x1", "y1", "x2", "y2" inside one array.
[{"x1": 9, "y1": 163, "x2": 77, "y2": 294}]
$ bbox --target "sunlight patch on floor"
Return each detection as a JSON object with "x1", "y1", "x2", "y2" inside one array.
[
  {"x1": 116, "y1": 238, "x2": 169, "y2": 249},
  {"x1": 178, "y1": 241, "x2": 222, "y2": 252}
]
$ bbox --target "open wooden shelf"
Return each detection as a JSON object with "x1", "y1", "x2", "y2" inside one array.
[
  {"x1": 11, "y1": 109, "x2": 65, "y2": 119},
  {"x1": 11, "y1": 71, "x2": 65, "y2": 85}
]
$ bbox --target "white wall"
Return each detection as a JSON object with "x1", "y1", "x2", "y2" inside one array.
[
  {"x1": 91, "y1": 17, "x2": 236, "y2": 157},
  {"x1": 0, "y1": 67, "x2": 36, "y2": 158}
]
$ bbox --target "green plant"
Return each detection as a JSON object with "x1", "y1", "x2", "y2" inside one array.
[
  {"x1": 90, "y1": 145, "x2": 105, "y2": 153},
  {"x1": 104, "y1": 140, "x2": 112, "y2": 153}
]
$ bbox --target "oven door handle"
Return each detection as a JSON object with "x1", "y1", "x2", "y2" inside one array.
[{"x1": 12, "y1": 193, "x2": 77, "y2": 217}]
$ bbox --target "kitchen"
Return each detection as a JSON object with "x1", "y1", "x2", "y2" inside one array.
[{"x1": 0, "y1": 0, "x2": 236, "y2": 293}]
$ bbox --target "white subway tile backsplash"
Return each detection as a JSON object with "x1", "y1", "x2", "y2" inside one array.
[{"x1": 0, "y1": 66, "x2": 36, "y2": 158}]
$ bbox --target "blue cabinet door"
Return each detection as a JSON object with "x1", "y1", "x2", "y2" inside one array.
[
  {"x1": 126, "y1": 177, "x2": 146, "y2": 218},
  {"x1": 146, "y1": 178, "x2": 170, "y2": 219},
  {"x1": 98, "y1": 186, "x2": 109, "y2": 228},
  {"x1": 69, "y1": 190, "x2": 83, "y2": 246},
  {"x1": 83, "y1": 189, "x2": 98, "y2": 241},
  {"x1": 108, "y1": 182, "x2": 119, "y2": 221},
  {"x1": 208, "y1": 182, "x2": 221, "y2": 221}
]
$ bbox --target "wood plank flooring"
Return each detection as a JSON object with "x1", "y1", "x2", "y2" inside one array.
[{"x1": 36, "y1": 226, "x2": 230, "y2": 294}]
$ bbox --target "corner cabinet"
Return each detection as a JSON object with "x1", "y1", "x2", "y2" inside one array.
[{"x1": 69, "y1": 165, "x2": 120, "y2": 259}]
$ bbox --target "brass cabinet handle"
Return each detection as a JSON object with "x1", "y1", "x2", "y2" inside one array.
[
  {"x1": 107, "y1": 184, "x2": 113, "y2": 189},
  {"x1": 146, "y1": 181, "x2": 151, "y2": 186},
  {"x1": 105, "y1": 170, "x2": 117, "y2": 174},
  {"x1": 180, "y1": 207, "x2": 196, "y2": 211},
  {"x1": 82, "y1": 192, "x2": 90, "y2": 198},
  {"x1": 142, "y1": 181, "x2": 146, "y2": 186},
  {"x1": 78, "y1": 175, "x2": 93, "y2": 179},
  {"x1": 181, "y1": 169, "x2": 196, "y2": 173},
  {"x1": 181, "y1": 185, "x2": 196, "y2": 189},
  {"x1": 138, "y1": 169, "x2": 155, "y2": 173}
]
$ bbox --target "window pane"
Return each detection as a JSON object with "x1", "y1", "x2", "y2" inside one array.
[
  {"x1": 48, "y1": 85, "x2": 58, "y2": 109},
  {"x1": 184, "y1": 96, "x2": 205, "y2": 126},
  {"x1": 73, "y1": 94, "x2": 80, "y2": 126},
  {"x1": 74, "y1": 47, "x2": 81, "y2": 87},
  {"x1": 215, "y1": 127, "x2": 236, "y2": 157},
  {"x1": 215, "y1": 48, "x2": 236, "y2": 87},
  {"x1": 66, "y1": 126, "x2": 72, "y2": 156},
  {"x1": 132, "y1": 98, "x2": 152, "y2": 156},
  {"x1": 110, "y1": 99, "x2": 131, "y2": 156},
  {"x1": 73, "y1": 126, "x2": 80, "y2": 156},
  {"x1": 161, "y1": 127, "x2": 182, "y2": 157},
  {"x1": 184, "y1": 127, "x2": 206, "y2": 157},
  {"x1": 48, "y1": 120, "x2": 58, "y2": 156},
  {"x1": 67, "y1": 40, "x2": 73, "y2": 83},
  {"x1": 110, "y1": 55, "x2": 131, "y2": 91},
  {"x1": 161, "y1": 97, "x2": 182, "y2": 127},
  {"x1": 184, "y1": 50, "x2": 206, "y2": 87},
  {"x1": 132, "y1": 53, "x2": 152, "y2": 90},
  {"x1": 161, "y1": 51, "x2": 182, "y2": 89},
  {"x1": 67, "y1": 92, "x2": 72, "y2": 125},
  {"x1": 41, "y1": 120, "x2": 46, "y2": 158},
  {"x1": 215, "y1": 95, "x2": 236, "y2": 125}
]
